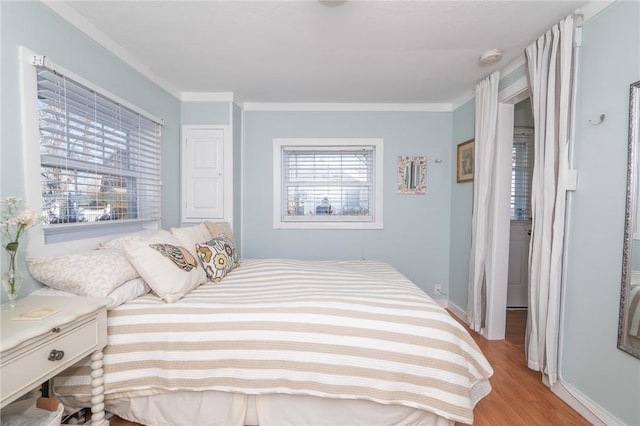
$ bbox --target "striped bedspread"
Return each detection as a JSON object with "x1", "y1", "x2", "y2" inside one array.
[{"x1": 54, "y1": 259, "x2": 493, "y2": 424}]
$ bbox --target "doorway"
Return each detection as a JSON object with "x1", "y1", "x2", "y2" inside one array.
[{"x1": 507, "y1": 113, "x2": 534, "y2": 309}]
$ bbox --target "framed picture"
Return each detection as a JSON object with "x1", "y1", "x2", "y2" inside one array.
[{"x1": 456, "y1": 139, "x2": 475, "y2": 183}]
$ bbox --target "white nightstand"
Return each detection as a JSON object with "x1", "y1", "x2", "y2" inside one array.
[{"x1": 1, "y1": 295, "x2": 109, "y2": 425}]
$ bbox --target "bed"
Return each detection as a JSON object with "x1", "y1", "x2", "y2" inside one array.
[{"x1": 44, "y1": 258, "x2": 492, "y2": 425}]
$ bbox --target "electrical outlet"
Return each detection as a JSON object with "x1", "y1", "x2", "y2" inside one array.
[{"x1": 434, "y1": 284, "x2": 442, "y2": 296}]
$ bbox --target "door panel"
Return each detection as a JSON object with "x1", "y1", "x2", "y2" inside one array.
[{"x1": 507, "y1": 220, "x2": 531, "y2": 308}]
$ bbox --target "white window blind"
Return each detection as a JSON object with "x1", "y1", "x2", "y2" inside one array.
[
  {"x1": 36, "y1": 67, "x2": 162, "y2": 227},
  {"x1": 273, "y1": 139, "x2": 383, "y2": 229},
  {"x1": 511, "y1": 127, "x2": 534, "y2": 220}
]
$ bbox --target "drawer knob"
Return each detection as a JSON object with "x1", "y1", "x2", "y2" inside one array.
[{"x1": 48, "y1": 349, "x2": 65, "y2": 361}]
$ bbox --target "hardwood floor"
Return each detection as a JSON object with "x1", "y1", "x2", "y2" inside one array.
[
  {"x1": 453, "y1": 309, "x2": 590, "y2": 426},
  {"x1": 101, "y1": 309, "x2": 590, "y2": 426}
]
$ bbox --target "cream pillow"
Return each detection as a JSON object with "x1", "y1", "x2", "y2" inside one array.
[
  {"x1": 123, "y1": 235, "x2": 203, "y2": 303},
  {"x1": 98, "y1": 229, "x2": 173, "y2": 250},
  {"x1": 31, "y1": 277, "x2": 150, "y2": 310},
  {"x1": 204, "y1": 221, "x2": 239, "y2": 265},
  {"x1": 27, "y1": 249, "x2": 139, "y2": 297},
  {"x1": 170, "y1": 223, "x2": 212, "y2": 283}
]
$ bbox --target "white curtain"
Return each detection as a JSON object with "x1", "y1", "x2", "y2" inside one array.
[
  {"x1": 525, "y1": 15, "x2": 575, "y2": 386},
  {"x1": 467, "y1": 71, "x2": 500, "y2": 332}
]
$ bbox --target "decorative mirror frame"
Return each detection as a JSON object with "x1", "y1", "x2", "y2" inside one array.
[{"x1": 619, "y1": 80, "x2": 640, "y2": 358}]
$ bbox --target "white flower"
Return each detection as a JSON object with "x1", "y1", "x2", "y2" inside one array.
[
  {"x1": 1, "y1": 198, "x2": 41, "y2": 244},
  {"x1": 16, "y1": 209, "x2": 36, "y2": 226}
]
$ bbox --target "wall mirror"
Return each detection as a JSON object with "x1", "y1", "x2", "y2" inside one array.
[{"x1": 619, "y1": 80, "x2": 640, "y2": 358}]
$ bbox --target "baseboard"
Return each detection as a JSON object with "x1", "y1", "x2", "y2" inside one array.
[
  {"x1": 445, "y1": 300, "x2": 467, "y2": 324},
  {"x1": 551, "y1": 380, "x2": 623, "y2": 426}
]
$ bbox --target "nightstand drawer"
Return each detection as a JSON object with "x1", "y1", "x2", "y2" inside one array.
[{"x1": 1, "y1": 319, "x2": 99, "y2": 403}]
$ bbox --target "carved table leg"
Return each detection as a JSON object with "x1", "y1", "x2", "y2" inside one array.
[{"x1": 90, "y1": 350, "x2": 108, "y2": 426}]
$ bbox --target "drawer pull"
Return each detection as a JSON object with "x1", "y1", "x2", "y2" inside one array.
[
  {"x1": 51, "y1": 327, "x2": 61, "y2": 333},
  {"x1": 48, "y1": 349, "x2": 65, "y2": 361}
]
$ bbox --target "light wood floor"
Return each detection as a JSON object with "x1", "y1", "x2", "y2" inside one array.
[
  {"x1": 107, "y1": 309, "x2": 590, "y2": 426},
  {"x1": 453, "y1": 309, "x2": 590, "y2": 426}
]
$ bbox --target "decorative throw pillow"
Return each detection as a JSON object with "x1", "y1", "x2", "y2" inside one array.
[
  {"x1": 123, "y1": 235, "x2": 203, "y2": 303},
  {"x1": 204, "y1": 221, "x2": 239, "y2": 266},
  {"x1": 170, "y1": 223, "x2": 213, "y2": 284},
  {"x1": 98, "y1": 229, "x2": 173, "y2": 250},
  {"x1": 195, "y1": 237, "x2": 236, "y2": 283},
  {"x1": 31, "y1": 277, "x2": 150, "y2": 310},
  {"x1": 27, "y1": 249, "x2": 139, "y2": 298}
]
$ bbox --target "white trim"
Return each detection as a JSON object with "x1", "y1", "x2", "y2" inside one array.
[
  {"x1": 272, "y1": 138, "x2": 384, "y2": 230},
  {"x1": 484, "y1": 102, "x2": 514, "y2": 341},
  {"x1": 446, "y1": 300, "x2": 467, "y2": 325},
  {"x1": 577, "y1": 1, "x2": 616, "y2": 23},
  {"x1": 451, "y1": 90, "x2": 475, "y2": 111},
  {"x1": 41, "y1": 0, "x2": 181, "y2": 100},
  {"x1": 244, "y1": 103, "x2": 452, "y2": 112},
  {"x1": 180, "y1": 124, "x2": 233, "y2": 224},
  {"x1": 33, "y1": 53, "x2": 164, "y2": 125},
  {"x1": 19, "y1": 46, "x2": 45, "y2": 251},
  {"x1": 181, "y1": 92, "x2": 235, "y2": 102},
  {"x1": 452, "y1": 56, "x2": 528, "y2": 111},
  {"x1": 498, "y1": 75, "x2": 529, "y2": 104},
  {"x1": 500, "y1": 55, "x2": 527, "y2": 79},
  {"x1": 551, "y1": 380, "x2": 623, "y2": 426}
]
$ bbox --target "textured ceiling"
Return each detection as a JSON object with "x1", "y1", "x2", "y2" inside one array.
[{"x1": 58, "y1": 0, "x2": 588, "y2": 104}]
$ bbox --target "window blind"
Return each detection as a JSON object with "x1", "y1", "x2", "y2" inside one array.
[
  {"x1": 511, "y1": 127, "x2": 534, "y2": 220},
  {"x1": 281, "y1": 146, "x2": 375, "y2": 222},
  {"x1": 36, "y1": 67, "x2": 162, "y2": 226}
]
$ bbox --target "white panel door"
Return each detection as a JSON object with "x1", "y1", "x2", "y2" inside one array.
[
  {"x1": 507, "y1": 220, "x2": 531, "y2": 308},
  {"x1": 182, "y1": 127, "x2": 226, "y2": 221}
]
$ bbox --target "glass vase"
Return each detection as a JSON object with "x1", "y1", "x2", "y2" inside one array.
[{"x1": 2, "y1": 248, "x2": 21, "y2": 309}]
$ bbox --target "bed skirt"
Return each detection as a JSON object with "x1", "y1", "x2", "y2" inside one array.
[{"x1": 60, "y1": 391, "x2": 454, "y2": 426}]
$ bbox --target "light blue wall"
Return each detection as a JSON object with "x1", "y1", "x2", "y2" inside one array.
[
  {"x1": 449, "y1": 99, "x2": 475, "y2": 310},
  {"x1": 181, "y1": 101, "x2": 230, "y2": 125},
  {"x1": 562, "y1": 1, "x2": 640, "y2": 423},
  {"x1": 1, "y1": 1, "x2": 181, "y2": 297},
  {"x1": 242, "y1": 110, "x2": 452, "y2": 295},
  {"x1": 514, "y1": 99, "x2": 534, "y2": 128}
]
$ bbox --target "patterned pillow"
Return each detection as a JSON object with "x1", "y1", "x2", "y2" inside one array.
[
  {"x1": 27, "y1": 249, "x2": 139, "y2": 297},
  {"x1": 204, "y1": 221, "x2": 239, "y2": 265},
  {"x1": 195, "y1": 237, "x2": 236, "y2": 282}
]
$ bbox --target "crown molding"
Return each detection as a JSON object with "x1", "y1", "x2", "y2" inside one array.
[
  {"x1": 578, "y1": 0, "x2": 616, "y2": 23},
  {"x1": 42, "y1": 1, "x2": 182, "y2": 100},
  {"x1": 242, "y1": 103, "x2": 452, "y2": 112},
  {"x1": 500, "y1": 55, "x2": 527, "y2": 79},
  {"x1": 181, "y1": 92, "x2": 235, "y2": 102}
]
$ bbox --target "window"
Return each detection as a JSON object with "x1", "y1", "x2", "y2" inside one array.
[
  {"x1": 36, "y1": 66, "x2": 162, "y2": 232},
  {"x1": 511, "y1": 127, "x2": 534, "y2": 220},
  {"x1": 273, "y1": 139, "x2": 383, "y2": 229}
]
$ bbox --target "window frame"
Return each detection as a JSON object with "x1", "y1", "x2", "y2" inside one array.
[
  {"x1": 19, "y1": 47, "x2": 163, "y2": 244},
  {"x1": 510, "y1": 126, "x2": 534, "y2": 221},
  {"x1": 272, "y1": 138, "x2": 384, "y2": 230}
]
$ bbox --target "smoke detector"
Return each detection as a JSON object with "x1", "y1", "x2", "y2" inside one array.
[{"x1": 479, "y1": 49, "x2": 503, "y2": 65}]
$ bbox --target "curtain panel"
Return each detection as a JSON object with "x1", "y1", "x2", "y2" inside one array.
[
  {"x1": 467, "y1": 71, "x2": 501, "y2": 332},
  {"x1": 525, "y1": 15, "x2": 576, "y2": 386}
]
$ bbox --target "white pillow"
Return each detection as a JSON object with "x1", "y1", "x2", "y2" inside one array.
[
  {"x1": 98, "y1": 229, "x2": 173, "y2": 250},
  {"x1": 123, "y1": 235, "x2": 203, "y2": 303},
  {"x1": 27, "y1": 249, "x2": 139, "y2": 298},
  {"x1": 31, "y1": 277, "x2": 150, "y2": 310},
  {"x1": 170, "y1": 224, "x2": 211, "y2": 284}
]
